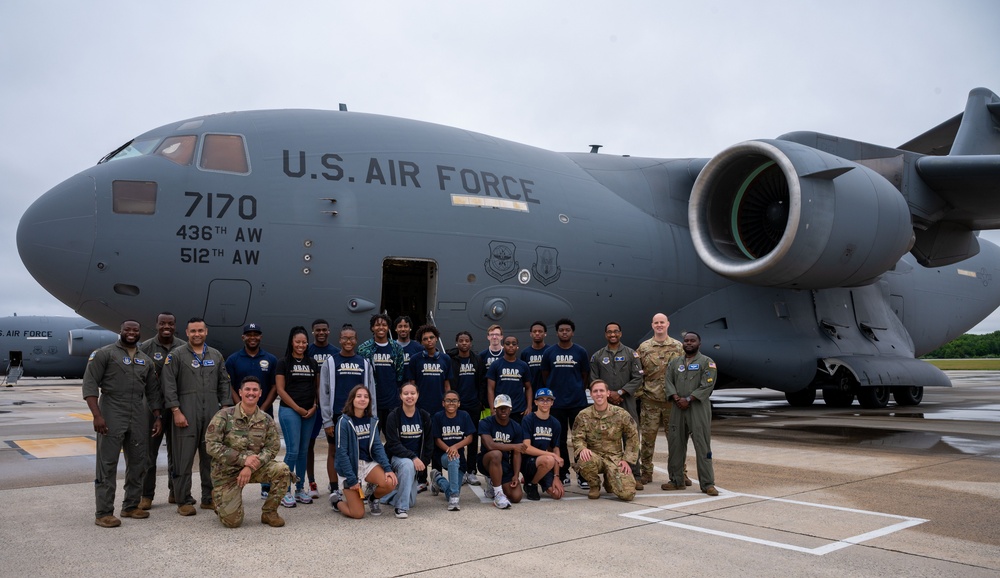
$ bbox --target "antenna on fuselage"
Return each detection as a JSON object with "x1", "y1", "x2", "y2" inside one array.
[
  {"x1": 339, "y1": 103, "x2": 348, "y2": 112},
  {"x1": 589, "y1": 144, "x2": 602, "y2": 153}
]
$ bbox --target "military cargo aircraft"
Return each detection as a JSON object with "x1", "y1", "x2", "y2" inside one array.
[
  {"x1": 16, "y1": 88, "x2": 1000, "y2": 407},
  {"x1": 0, "y1": 315, "x2": 117, "y2": 382}
]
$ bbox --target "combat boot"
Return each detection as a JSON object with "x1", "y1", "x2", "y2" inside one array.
[
  {"x1": 177, "y1": 504, "x2": 197, "y2": 516},
  {"x1": 121, "y1": 508, "x2": 149, "y2": 519},
  {"x1": 634, "y1": 477, "x2": 644, "y2": 491},
  {"x1": 640, "y1": 473, "x2": 652, "y2": 485},
  {"x1": 661, "y1": 482, "x2": 684, "y2": 491},
  {"x1": 585, "y1": 475, "x2": 601, "y2": 499},
  {"x1": 261, "y1": 511, "x2": 285, "y2": 527},
  {"x1": 138, "y1": 497, "x2": 153, "y2": 510},
  {"x1": 95, "y1": 515, "x2": 121, "y2": 528}
]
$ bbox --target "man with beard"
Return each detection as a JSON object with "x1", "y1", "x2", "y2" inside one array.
[
  {"x1": 162, "y1": 317, "x2": 232, "y2": 515},
  {"x1": 589, "y1": 322, "x2": 644, "y2": 489},
  {"x1": 662, "y1": 332, "x2": 719, "y2": 497},
  {"x1": 84, "y1": 320, "x2": 162, "y2": 527}
]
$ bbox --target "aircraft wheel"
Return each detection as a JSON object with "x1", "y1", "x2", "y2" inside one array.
[
  {"x1": 784, "y1": 388, "x2": 816, "y2": 407},
  {"x1": 892, "y1": 386, "x2": 923, "y2": 406},
  {"x1": 857, "y1": 386, "x2": 890, "y2": 409},
  {"x1": 822, "y1": 388, "x2": 854, "y2": 407}
]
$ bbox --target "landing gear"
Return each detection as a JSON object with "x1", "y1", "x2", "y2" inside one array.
[
  {"x1": 822, "y1": 388, "x2": 855, "y2": 407},
  {"x1": 891, "y1": 386, "x2": 923, "y2": 406},
  {"x1": 857, "y1": 386, "x2": 891, "y2": 409},
  {"x1": 785, "y1": 388, "x2": 816, "y2": 407}
]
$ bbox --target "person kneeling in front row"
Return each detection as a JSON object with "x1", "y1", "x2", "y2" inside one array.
[{"x1": 205, "y1": 376, "x2": 292, "y2": 528}]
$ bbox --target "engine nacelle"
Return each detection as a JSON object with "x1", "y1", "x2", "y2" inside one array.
[
  {"x1": 688, "y1": 139, "x2": 914, "y2": 289},
  {"x1": 68, "y1": 328, "x2": 117, "y2": 356}
]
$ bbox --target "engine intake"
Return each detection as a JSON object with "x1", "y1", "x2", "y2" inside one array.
[
  {"x1": 689, "y1": 139, "x2": 913, "y2": 288},
  {"x1": 68, "y1": 328, "x2": 117, "y2": 356}
]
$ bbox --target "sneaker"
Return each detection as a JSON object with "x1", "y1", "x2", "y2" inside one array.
[
  {"x1": 329, "y1": 491, "x2": 342, "y2": 509},
  {"x1": 483, "y1": 478, "x2": 496, "y2": 499},
  {"x1": 578, "y1": 477, "x2": 590, "y2": 489},
  {"x1": 281, "y1": 490, "x2": 297, "y2": 508},
  {"x1": 295, "y1": 490, "x2": 313, "y2": 504},
  {"x1": 524, "y1": 483, "x2": 540, "y2": 501},
  {"x1": 562, "y1": 473, "x2": 571, "y2": 486},
  {"x1": 493, "y1": 491, "x2": 511, "y2": 510},
  {"x1": 430, "y1": 469, "x2": 441, "y2": 496},
  {"x1": 368, "y1": 495, "x2": 382, "y2": 516},
  {"x1": 308, "y1": 482, "x2": 320, "y2": 499},
  {"x1": 417, "y1": 483, "x2": 428, "y2": 494},
  {"x1": 448, "y1": 496, "x2": 461, "y2": 511},
  {"x1": 465, "y1": 472, "x2": 481, "y2": 486},
  {"x1": 260, "y1": 490, "x2": 269, "y2": 500},
  {"x1": 394, "y1": 508, "x2": 408, "y2": 519}
]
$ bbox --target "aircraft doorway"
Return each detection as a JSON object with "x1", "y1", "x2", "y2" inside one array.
[{"x1": 380, "y1": 259, "x2": 437, "y2": 330}]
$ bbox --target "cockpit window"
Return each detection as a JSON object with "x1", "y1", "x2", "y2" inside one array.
[
  {"x1": 199, "y1": 134, "x2": 249, "y2": 174},
  {"x1": 99, "y1": 138, "x2": 160, "y2": 164},
  {"x1": 154, "y1": 136, "x2": 196, "y2": 166},
  {"x1": 112, "y1": 180, "x2": 157, "y2": 215}
]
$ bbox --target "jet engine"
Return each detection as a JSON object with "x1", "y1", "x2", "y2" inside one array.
[
  {"x1": 68, "y1": 328, "x2": 117, "y2": 356},
  {"x1": 688, "y1": 139, "x2": 914, "y2": 289}
]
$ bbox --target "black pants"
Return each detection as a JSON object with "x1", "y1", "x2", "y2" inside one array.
[{"x1": 551, "y1": 405, "x2": 586, "y2": 478}]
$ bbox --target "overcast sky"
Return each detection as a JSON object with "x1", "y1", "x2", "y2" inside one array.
[{"x1": 2, "y1": 1, "x2": 999, "y2": 330}]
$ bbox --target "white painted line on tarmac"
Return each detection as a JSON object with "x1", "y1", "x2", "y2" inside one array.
[{"x1": 621, "y1": 481, "x2": 928, "y2": 555}]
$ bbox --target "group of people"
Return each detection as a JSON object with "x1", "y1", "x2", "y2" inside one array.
[{"x1": 83, "y1": 311, "x2": 719, "y2": 529}]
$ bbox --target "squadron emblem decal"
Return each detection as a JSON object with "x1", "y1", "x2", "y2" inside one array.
[
  {"x1": 532, "y1": 246, "x2": 561, "y2": 286},
  {"x1": 485, "y1": 241, "x2": 518, "y2": 283}
]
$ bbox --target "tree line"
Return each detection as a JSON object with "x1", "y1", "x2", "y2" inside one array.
[{"x1": 922, "y1": 331, "x2": 1000, "y2": 358}]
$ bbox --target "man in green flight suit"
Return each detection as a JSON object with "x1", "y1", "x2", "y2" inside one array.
[
  {"x1": 662, "y1": 332, "x2": 719, "y2": 496},
  {"x1": 206, "y1": 376, "x2": 292, "y2": 528},
  {"x1": 83, "y1": 319, "x2": 162, "y2": 528},
  {"x1": 162, "y1": 317, "x2": 231, "y2": 515}
]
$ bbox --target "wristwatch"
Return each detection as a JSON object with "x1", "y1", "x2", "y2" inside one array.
[{"x1": 617, "y1": 389, "x2": 624, "y2": 396}]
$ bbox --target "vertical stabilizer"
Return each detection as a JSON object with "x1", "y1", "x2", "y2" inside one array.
[{"x1": 950, "y1": 88, "x2": 1000, "y2": 155}]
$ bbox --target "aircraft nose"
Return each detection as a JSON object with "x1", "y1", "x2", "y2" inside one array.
[{"x1": 17, "y1": 173, "x2": 96, "y2": 309}]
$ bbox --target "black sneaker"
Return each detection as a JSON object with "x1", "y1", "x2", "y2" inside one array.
[
  {"x1": 578, "y1": 477, "x2": 590, "y2": 490},
  {"x1": 562, "y1": 473, "x2": 571, "y2": 486},
  {"x1": 524, "y1": 483, "x2": 541, "y2": 501},
  {"x1": 369, "y1": 495, "x2": 382, "y2": 516}
]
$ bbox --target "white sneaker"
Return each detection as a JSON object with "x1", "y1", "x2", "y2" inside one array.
[
  {"x1": 280, "y1": 490, "x2": 296, "y2": 508},
  {"x1": 465, "y1": 472, "x2": 481, "y2": 486},
  {"x1": 483, "y1": 478, "x2": 495, "y2": 499},
  {"x1": 448, "y1": 496, "x2": 460, "y2": 511},
  {"x1": 308, "y1": 482, "x2": 320, "y2": 499},
  {"x1": 493, "y1": 491, "x2": 511, "y2": 510},
  {"x1": 329, "y1": 490, "x2": 342, "y2": 509}
]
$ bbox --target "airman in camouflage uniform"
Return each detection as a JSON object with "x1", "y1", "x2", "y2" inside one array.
[
  {"x1": 636, "y1": 313, "x2": 686, "y2": 484},
  {"x1": 663, "y1": 332, "x2": 718, "y2": 496},
  {"x1": 572, "y1": 380, "x2": 638, "y2": 501},
  {"x1": 205, "y1": 377, "x2": 291, "y2": 528}
]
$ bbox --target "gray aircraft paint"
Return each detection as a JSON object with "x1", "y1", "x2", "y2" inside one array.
[
  {"x1": 16, "y1": 88, "x2": 1000, "y2": 406},
  {"x1": 0, "y1": 316, "x2": 117, "y2": 378}
]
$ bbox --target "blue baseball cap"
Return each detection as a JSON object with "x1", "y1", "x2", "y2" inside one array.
[{"x1": 534, "y1": 388, "x2": 555, "y2": 399}]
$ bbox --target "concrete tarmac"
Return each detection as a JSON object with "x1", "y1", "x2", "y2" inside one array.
[{"x1": 1, "y1": 374, "x2": 998, "y2": 577}]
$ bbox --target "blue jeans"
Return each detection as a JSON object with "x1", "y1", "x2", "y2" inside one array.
[
  {"x1": 278, "y1": 406, "x2": 315, "y2": 492},
  {"x1": 436, "y1": 453, "x2": 462, "y2": 499},
  {"x1": 383, "y1": 456, "x2": 418, "y2": 511}
]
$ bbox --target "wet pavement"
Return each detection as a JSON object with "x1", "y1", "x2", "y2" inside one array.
[{"x1": 0, "y1": 373, "x2": 998, "y2": 576}]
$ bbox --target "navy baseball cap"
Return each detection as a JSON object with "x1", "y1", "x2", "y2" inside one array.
[{"x1": 243, "y1": 323, "x2": 262, "y2": 334}]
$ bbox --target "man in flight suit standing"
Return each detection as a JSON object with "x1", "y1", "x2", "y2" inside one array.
[
  {"x1": 663, "y1": 332, "x2": 719, "y2": 496},
  {"x1": 139, "y1": 311, "x2": 185, "y2": 510},
  {"x1": 84, "y1": 320, "x2": 162, "y2": 527},
  {"x1": 162, "y1": 317, "x2": 231, "y2": 515}
]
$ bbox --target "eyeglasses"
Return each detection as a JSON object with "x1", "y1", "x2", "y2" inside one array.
[{"x1": 443, "y1": 399, "x2": 460, "y2": 404}]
